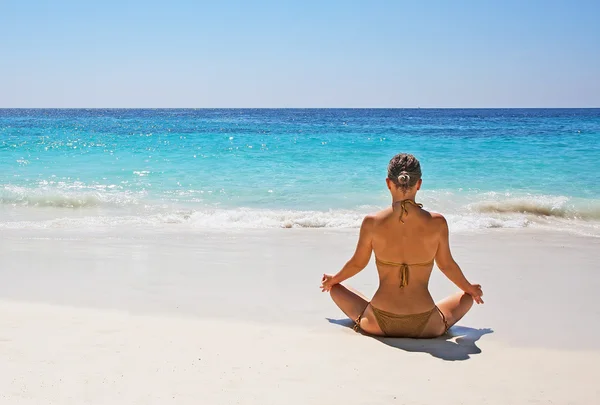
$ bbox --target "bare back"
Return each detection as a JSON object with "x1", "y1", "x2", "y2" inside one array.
[{"x1": 369, "y1": 203, "x2": 445, "y2": 315}]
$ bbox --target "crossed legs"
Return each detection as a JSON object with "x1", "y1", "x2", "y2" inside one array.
[{"x1": 329, "y1": 284, "x2": 474, "y2": 337}]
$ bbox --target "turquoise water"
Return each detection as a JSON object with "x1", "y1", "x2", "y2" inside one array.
[{"x1": 1, "y1": 109, "x2": 599, "y2": 233}]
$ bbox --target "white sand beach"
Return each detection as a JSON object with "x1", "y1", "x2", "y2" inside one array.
[{"x1": 1, "y1": 227, "x2": 599, "y2": 404}]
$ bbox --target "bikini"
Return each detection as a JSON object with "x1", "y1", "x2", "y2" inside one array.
[{"x1": 353, "y1": 199, "x2": 450, "y2": 338}]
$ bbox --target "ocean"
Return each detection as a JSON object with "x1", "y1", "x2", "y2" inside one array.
[{"x1": 1, "y1": 109, "x2": 599, "y2": 235}]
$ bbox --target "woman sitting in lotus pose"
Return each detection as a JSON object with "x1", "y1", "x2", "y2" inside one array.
[{"x1": 320, "y1": 153, "x2": 483, "y2": 338}]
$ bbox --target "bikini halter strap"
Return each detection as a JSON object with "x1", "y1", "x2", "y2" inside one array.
[{"x1": 392, "y1": 199, "x2": 423, "y2": 223}]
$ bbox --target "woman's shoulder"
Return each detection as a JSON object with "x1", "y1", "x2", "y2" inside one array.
[
  {"x1": 409, "y1": 207, "x2": 449, "y2": 231},
  {"x1": 426, "y1": 210, "x2": 446, "y2": 221},
  {"x1": 366, "y1": 207, "x2": 394, "y2": 221},
  {"x1": 425, "y1": 210, "x2": 449, "y2": 231}
]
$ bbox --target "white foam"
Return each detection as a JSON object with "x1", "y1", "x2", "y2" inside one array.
[
  {"x1": 0, "y1": 209, "x2": 364, "y2": 230},
  {"x1": 0, "y1": 187, "x2": 598, "y2": 236},
  {"x1": 0, "y1": 207, "x2": 569, "y2": 233},
  {"x1": 0, "y1": 185, "x2": 142, "y2": 208}
]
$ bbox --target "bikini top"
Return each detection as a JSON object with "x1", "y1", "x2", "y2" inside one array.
[{"x1": 375, "y1": 257, "x2": 435, "y2": 288}]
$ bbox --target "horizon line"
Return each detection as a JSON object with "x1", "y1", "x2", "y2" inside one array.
[{"x1": 1, "y1": 107, "x2": 599, "y2": 110}]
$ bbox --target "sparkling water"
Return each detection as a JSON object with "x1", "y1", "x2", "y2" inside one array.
[{"x1": 1, "y1": 109, "x2": 599, "y2": 234}]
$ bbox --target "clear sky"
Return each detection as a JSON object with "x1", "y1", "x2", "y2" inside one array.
[{"x1": 1, "y1": 0, "x2": 598, "y2": 108}]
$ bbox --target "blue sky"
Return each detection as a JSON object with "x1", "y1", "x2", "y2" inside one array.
[{"x1": 1, "y1": 0, "x2": 598, "y2": 107}]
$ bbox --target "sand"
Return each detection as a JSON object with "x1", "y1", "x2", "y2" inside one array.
[{"x1": 1, "y1": 227, "x2": 599, "y2": 404}]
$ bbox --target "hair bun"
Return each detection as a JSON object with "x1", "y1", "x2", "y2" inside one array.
[{"x1": 397, "y1": 172, "x2": 410, "y2": 184}]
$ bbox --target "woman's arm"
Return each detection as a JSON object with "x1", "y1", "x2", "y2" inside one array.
[
  {"x1": 321, "y1": 216, "x2": 374, "y2": 291},
  {"x1": 434, "y1": 215, "x2": 484, "y2": 303}
]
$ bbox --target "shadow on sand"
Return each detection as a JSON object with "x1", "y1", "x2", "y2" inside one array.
[{"x1": 326, "y1": 318, "x2": 493, "y2": 361}]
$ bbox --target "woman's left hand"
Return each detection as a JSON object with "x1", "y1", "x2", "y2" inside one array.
[{"x1": 320, "y1": 274, "x2": 336, "y2": 292}]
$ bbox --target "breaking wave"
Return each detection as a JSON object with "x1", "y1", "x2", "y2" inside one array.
[
  {"x1": 470, "y1": 195, "x2": 600, "y2": 220},
  {"x1": 0, "y1": 208, "x2": 365, "y2": 229},
  {"x1": 0, "y1": 185, "x2": 141, "y2": 208},
  {"x1": 0, "y1": 187, "x2": 598, "y2": 236}
]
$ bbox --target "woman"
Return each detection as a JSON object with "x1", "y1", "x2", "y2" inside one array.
[{"x1": 320, "y1": 153, "x2": 483, "y2": 338}]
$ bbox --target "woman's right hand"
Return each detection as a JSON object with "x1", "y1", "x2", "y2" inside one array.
[
  {"x1": 466, "y1": 284, "x2": 484, "y2": 304},
  {"x1": 320, "y1": 274, "x2": 336, "y2": 292}
]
